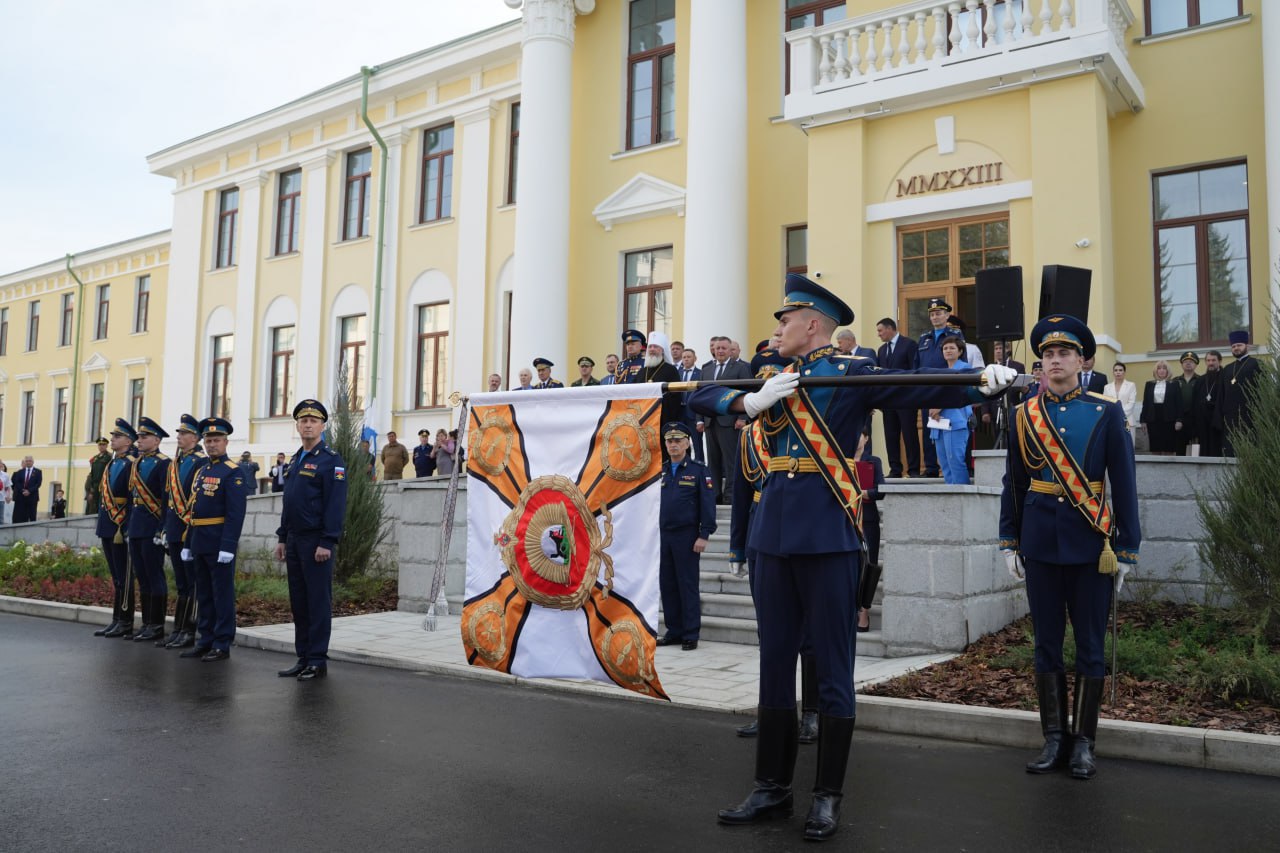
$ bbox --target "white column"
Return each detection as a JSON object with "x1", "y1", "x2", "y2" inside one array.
[
  {"x1": 1263, "y1": 3, "x2": 1280, "y2": 351},
  {"x1": 505, "y1": 0, "x2": 593, "y2": 374},
  {"x1": 297, "y1": 152, "x2": 334, "y2": 402},
  {"x1": 160, "y1": 188, "x2": 205, "y2": 428},
  {"x1": 231, "y1": 172, "x2": 267, "y2": 433},
  {"x1": 454, "y1": 105, "x2": 495, "y2": 397},
  {"x1": 683, "y1": 0, "x2": 749, "y2": 355},
  {"x1": 368, "y1": 131, "x2": 407, "y2": 434}
]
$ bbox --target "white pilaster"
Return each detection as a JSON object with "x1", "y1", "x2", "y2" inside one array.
[
  {"x1": 683, "y1": 0, "x2": 749, "y2": 353},
  {"x1": 232, "y1": 171, "x2": 267, "y2": 430},
  {"x1": 454, "y1": 106, "x2": 495, "y2": 396},
  {"x1": 160, "y1": 188, "x2": 205, "y2": 429},
  {"x1": 1263, "y1": 3, "x2": 1280, "y2": 350},
  {"x1": 505, "y1": 0, "x2": 592, "y2": 374},
  {"x1": 297, "y1": 152, "x2": 334, "y2": 402},
  {"x1": 369, "y1": 131, "x2": 408, "y2": 434}
]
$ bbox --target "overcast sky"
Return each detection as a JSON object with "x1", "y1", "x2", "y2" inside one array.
[{"x1": 0, "y1": 1, "x2": 519, "y2": 274}]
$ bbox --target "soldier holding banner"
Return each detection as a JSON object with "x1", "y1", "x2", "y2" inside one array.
[
  {"x1": 694, "y1": 274, "x2": 1017, "y2": 841},
  {"x1": 125, "y1": 417, "x2": 172, "y2": 643},
  {"x1": 1000, "y1": 315, "x2": 1140, "y2": 781},
  {"x1": 160, "y1": 415, "x2": 205, "y2": 649},
  {"x1": 93, "y1": 420, "x2": 138, "y2": 638}
]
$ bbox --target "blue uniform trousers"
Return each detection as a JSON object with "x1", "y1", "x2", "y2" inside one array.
[
  {"x1": 755, "y1": 551, "x2": 859, "y2": 716},
  {"x1": 128, "y1": 537, "x2": 167, "y2": 598},
  {"x1": 659, "y1": 526, "x2": 702, "y2": 642},
  {"x1": 933, "y1": 428, "x2": 971, "y2": 485},
  {"x1": 166, "y1": 541, "x2": 194, "y2": 598},
  {"x1": 1024, "y1": 559, "x2": 1113, "y2": 677},
  {"x1": 101, "y1": 537, "x2": 134, "y2": 623},
  {"x1": 285, "y1": 534, "x2": 335, "y2": 666},
  {"x1": 193, "y1": 553, "x2": 236, "y2": 652}
]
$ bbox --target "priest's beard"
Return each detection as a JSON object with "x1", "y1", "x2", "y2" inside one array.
[{"x1": 645, "y1": 355, "x2": 663, "y2": 368}]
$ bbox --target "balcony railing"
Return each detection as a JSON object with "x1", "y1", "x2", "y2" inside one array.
[{"x1": 786, "y1": 0, "x2": 1143, "y2": 124}]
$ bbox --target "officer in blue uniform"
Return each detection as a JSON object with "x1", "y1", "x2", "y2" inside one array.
[
  {"x1": 616, "y1": 329, "x2": 646, "y2": 383},
  {"x1": 1000, "y1": 314, "x2": 1139, "y2": 781},
  {"x1": 914, "y1": 296, "x2": 953, "y2": 476},
  {"x1": 531, "y1": 358, "x2": 564, "y2": 389},
  {"x1": 93, "y1": 419, "x2": 139, "y2": 638},
  {"x1": 695, "y1": 274, "x2": 1016, "y2": 841},
  {"x1": 412, "y1": 429, "x2": 436, "y2": 478},
  {"x1": 179, "y1": 417, "x2": 247, "y2": 662},
  {"x1": 160, "y1": 414, "x2": 206, "y2": 648},
  {"x1": 656, "y1": 422, "x2": 717, "y2": 652},
  {"x1": 274, "y1": 400, "x2": 349, "y2": 680},
  {"x1": 125, "y1": 417, "x2": 172, "y2": 642}
]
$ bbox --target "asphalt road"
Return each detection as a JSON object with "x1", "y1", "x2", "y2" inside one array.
[{"x1": 2, "y1": 612, "x2": 1277, "y2": 852}]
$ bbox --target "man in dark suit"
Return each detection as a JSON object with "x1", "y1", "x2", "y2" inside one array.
[
  {"x1": 11, "y1": 457, "x2": 42, "y2": 524},
  {"x1": 875, "y1": 318, "x2": 920, "y2": 477},
  {"x1": 1079, "y1": 356, "x2": 1107, "y2": 394},
  {"x1": 1217, "y1": 330, "x2": 1262, "y2": 457},
  {"x1": 676, "y1": 348, "x2": 704, "y2": 461},
  {"x1": 699, "y1": 336, "x2": 752, "y2": 502},
  {"x1": 834, "y1": 329, "x2": 876, "y2": 360}
]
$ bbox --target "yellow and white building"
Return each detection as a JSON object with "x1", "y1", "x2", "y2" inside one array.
[{"x1": 2, "y1": 1, "x2": 1276, "y2": 513}]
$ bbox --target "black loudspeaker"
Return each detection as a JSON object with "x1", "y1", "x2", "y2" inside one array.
[
  {"x1": 1039, "y1": 264, "x2": 1092, "y2": 321},
  {"x1": 975, "y1": 265, "x2": 1025, "y2": 341}
]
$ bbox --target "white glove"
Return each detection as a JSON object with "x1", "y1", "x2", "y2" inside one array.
[
  {"x1": 1002, "y1": 549, "x2": 1025, "y2": 580},
  {"x1": 217, "y1": 551, "x2": 234, "y2": 564},
  {"x1": 180, "y1": 548, "x2": 192, "y2": 562},
  {"x1": 980, "y1": 364, "x2": 1018, "y2": 397},
  {"x1": 1116, "y1": 563, "x2": 1132, "y2": 594},
  {"x1": 153, "y1": 533, "x2": 167, "y2": 548},
  {"x1": 743, "y1": 371, "x2": 799, "y2": 418}
]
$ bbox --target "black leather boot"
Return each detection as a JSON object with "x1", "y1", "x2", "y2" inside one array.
[
  {"x1": 134, "y1": 596, "x2": 165, "y2": 642},
  {"x1": 106, "y1": 585, "x2": 134, "y2": 638},
  {"x1": 122, "y1": 593, "x2": 145, "y2": 641},
  {"x1": 803, "y1": 714, "x2": 855, "y2": 841},
  {"x1": 718, "y1": 706, "x2": 799, "y2": 824},
  {"x1": 1070, "y1": 675, "x2": 1105, "y2": 780},
  {"x1": 798, "y1": 654, "x2": 820, "y2": 744},
  {"x1": 735, "y1": 720, "x2": 758, "y2": 738},
  {"x1": 1026, "y1": 671, "x2": 1070, "y2": 773},
  {"x1": 159, "y1": 595, "x2": 185, "y2": 647},
  {"x1": 94, "y1": 621, "x2": 121, "y2": 637}
]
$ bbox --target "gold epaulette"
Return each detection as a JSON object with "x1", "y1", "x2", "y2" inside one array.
[{"x1": 1086, "y1": 391, "x2": 1112, "y2": 401}]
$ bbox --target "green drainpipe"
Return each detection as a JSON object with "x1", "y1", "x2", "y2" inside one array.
[
  {"x1": 64, "y1": 254, "x2": 88, "y2": 509},
  {"x1": 359, "y1": 66, "x2": 388, "y2": 414}
]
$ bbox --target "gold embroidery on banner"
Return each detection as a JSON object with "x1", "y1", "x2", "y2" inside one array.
[
  {"x1": 471, "y1": 408, "x2": 515, "y2": 476},
  {"x1": 465, "y1": 601, "x2": 508, "y2": 663},
  {"x1": 599, "y1": 404, "x2": 657, "y2": 482},
  {"x1": 599, "y1": 619, "x2": 656, "y2": 689}
]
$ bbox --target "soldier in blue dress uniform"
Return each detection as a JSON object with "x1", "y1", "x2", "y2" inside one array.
[
  {"x1": 178, "y1": 417, "x2": 247, "y2": 662},
  {"x1": 694, "y1": 274, "x2": 1016, "y2": 841},
  {"x1": 93, "y1": 420, "x2": 139, "y2": 638},
  {"x1": 1000, "y1": 314, "x2": 1140, "y2": 781},
  {"x1": 531, "y1": 358, "x2": 565, "y2": 389},
  {"x1": 274, "y1": 400, "x2": 349, "y2": 681},
  {"x1": 412, "y1": 429, "x2": 436, "y2": 478},
  {"x1": 914, "y1": 296, "x2": 954, "y2": 476},
  {"x1": 616, "y1": 329, "x2": 646, "y2": 383},
  {"x1": 655, "y1": 422, "x2": 717, "y2": 652},
  {"x1": 160, "y1": 414, "x2": 206, "y2": 648},
  {"x1": 125, "y1": 417, "x2": 172, "y2": 642}
]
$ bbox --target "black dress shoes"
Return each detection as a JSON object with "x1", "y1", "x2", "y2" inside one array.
[
  {"x1": 681, "y1": 640, "x2": 698, "y2": 651},
  {"x1": 278, "y1": 661, "x2": 308, "y2": 678},
  {"x1": 655, "y1": 636, "x2": 680, "y2": 647},
  {"x1": 201, "y1": 649, "x2": 230, "y2": 662},
  {"x1": 736, "y1": 720, "x2": 759, "y2": 738},
  {"x1": 179, "y1": 646, "x2": 212, "y2": 659},
  {"x1": 297, "y1": 665, "x2": 327, "y2": 681},
  {"x1": 103, "y1": 623, "x2": 132, "y2": 638},
  {"x1": 132, "y1": 625, "x2": 164, "y2": 642},
  {"x1": 94, "y1": 621, "x2": 121, "y2": 637}
]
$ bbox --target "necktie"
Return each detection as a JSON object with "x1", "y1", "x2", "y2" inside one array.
[{"x1": 715, "y1": 362, "x2": 724, "y2": 381}]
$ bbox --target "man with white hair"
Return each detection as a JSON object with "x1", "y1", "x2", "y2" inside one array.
[{"x1": 624, "y1": 331, "x2": 682, "y2": 429}]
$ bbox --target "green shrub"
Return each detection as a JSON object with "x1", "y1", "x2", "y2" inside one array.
[
  {"x1": 327, "y1": 366, "x2": 390, "y2": 583},
  {"x1": 235, "y1": 573, "x2": 291, "y2": 602},
  {"x1": 0, "y1": 540, "x2": 108, "y2": 583}
]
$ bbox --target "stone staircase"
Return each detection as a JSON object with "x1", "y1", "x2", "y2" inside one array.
[{"x1": 659, "y1": 505, "x2": 886, "y2": 656}]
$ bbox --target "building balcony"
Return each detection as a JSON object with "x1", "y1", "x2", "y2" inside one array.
[{"x1": 785, "y1": 0, "x2": 1144, "y2": 126}]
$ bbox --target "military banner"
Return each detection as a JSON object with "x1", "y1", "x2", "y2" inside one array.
[{"x1": 462, "y1": 384, "x2": 668, "y2": 699}]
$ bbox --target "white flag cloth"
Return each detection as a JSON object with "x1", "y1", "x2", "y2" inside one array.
[{"x1": 462, "y1": 384, "x2": 668, "y2": 699}]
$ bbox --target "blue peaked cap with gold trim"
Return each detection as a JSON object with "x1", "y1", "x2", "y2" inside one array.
[
  {"x1": 775, "y1": 273, "x2": 855, "y2": 326},
  {"x1": 111, "y1": 418, "x2": 138, "y2": 442},
  {"x1": 198, "y1": 416, "x2": 234, "y2": 438},
  {"x1": 136, "y1": 416, "x2": 169, "y2": 439},
  {"x1": 1031, "y1": 314, "x2": 1096, "y2": 360},
  {"x1": 176, "y1": 414, "x2": 201, "y2": 435},
  {"x1": 293, "y1": 399, "x2": 329, "y2": 422}
]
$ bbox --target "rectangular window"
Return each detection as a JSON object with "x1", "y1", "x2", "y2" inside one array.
[
  {"x1": 506, "y1": 102, "x2": 521, "y2": 206},
  {"x1": 0, "y1": 307, "x2": 7, "y2": 356},
  {"x1": 786, "y1": 225, "x2": 808, "y2": 275},
  {"x1": 897, "y1": 214, "x2": 1010, "y2": 338},
  {"x1": 415, "y1": 303, "x2": 450, "y2": 409},
  {"x1": 59, "y1": 293, "x2": 74, "y2": 347},
  {"x1": 216, "y1": 188, "x2": 239, "y2": 268},
  {"x1": 339, "y1": 315, "x2": 367, "y2": 410},
  {"x1": 624, "y1": 246, "x2": 674, "y2": 340},
  {"x1": 420, "y1": 124, "x2": 455, "y2": 223},
  {"x1": 1146, "y1": 0, "x2": 1242, "y2": 36},
  {"x1": 1153, "y1": 161, "x2": 1250, "y2": 348},
  {"x1": 53, "y1": 387, "x2": 68, "y2": 444},
  {"x1": 211, "y1": 334, "x2": 234, "y2": 418},
  {"x1": 343, "y1": 149, "x2": 372, "y2": 241},
  {"x1": 129, "y1": 378, "x2": 145, "y2": 426},
  {"x1": 275, "y1": 169, "x2": 302, "y2": 255},
  {"x1": 88, "y1": 383, "x2": 104, "y2": 442},
  {"x1": 269, "y1": 325, "x2": 296, "y2": 418},
  {"x1": 26, "y1": 300, "x2": 39, "y2": 351},
  {"x1": 94, "y1": 284, "x2": 110, "y2": 340},
  {"x1": 133, "y1": 275, "x2": 150, "y2": 333},
  {"x1": 785, "y1": 0, "x2": 847, "y2": 93},
  {"x1": 21, "y1": 390, "x2": 35, "y2": 445},
  {"x1": 627, "y1": 0, "x2": 677, "y2": 150}
]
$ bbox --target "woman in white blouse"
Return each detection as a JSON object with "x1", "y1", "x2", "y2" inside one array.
[
  {"x1": 1103, "y1": 363, "x2": 1138, "y2": 440},
  {"x1": 0, "y1": 460, "x2": 12, "y2": 525}
]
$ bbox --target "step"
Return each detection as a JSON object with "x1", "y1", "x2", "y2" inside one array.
[
  {"x1": 700, "y1": 592, "x2": 758, "y2": 620},
  {"x1": 698, "y1": 570, "x2": 750, "y2": 595}
]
